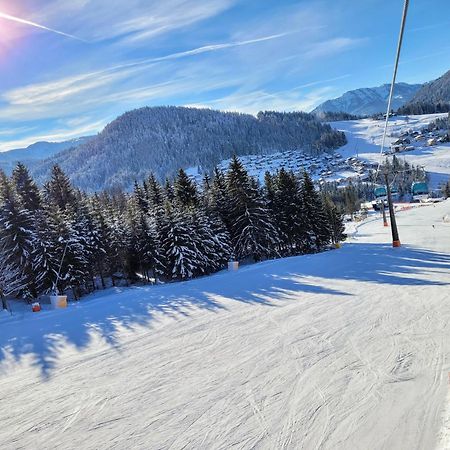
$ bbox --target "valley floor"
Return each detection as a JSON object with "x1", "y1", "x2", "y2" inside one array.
[
  {"x1": 1, "y1": 201, "x2": 450, "y2": 450},
  {"x1": 333, "y1": 114, "x2": 450, "y2": 189}
]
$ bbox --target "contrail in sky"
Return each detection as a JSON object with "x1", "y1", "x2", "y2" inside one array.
[
  {"x1": 0, "y1": 11, "x2": 86, "y2": 42},
  {"x1": 107, "y1": 31, "x2": 299, "y2": 73}
]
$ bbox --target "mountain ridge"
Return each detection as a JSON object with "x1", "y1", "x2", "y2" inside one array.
[
  {"x1": 0, "y1": 136, "x2": 93, "y2": 173},
  {"x1": 313, "y1": 82, "x2": 422, "y2": 116},
  {"x1": 30, "y1": 106, "x2": 346, "y2": 192}
]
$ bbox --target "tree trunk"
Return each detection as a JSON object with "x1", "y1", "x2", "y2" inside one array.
[
  {"x1": 100, "y1": 272, "x2": 106, "y2": 289},
  {"x1": 1, "y1": 293, "x2": 8, "y2": 311}
]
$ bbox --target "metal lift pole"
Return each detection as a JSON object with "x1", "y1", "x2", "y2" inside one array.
[
  {"x1": 379, "y1": 0, "x2": 409, "y2": 247},
  {"x1": 384, "y1": 171, "x2": 400, "y2": 246}
]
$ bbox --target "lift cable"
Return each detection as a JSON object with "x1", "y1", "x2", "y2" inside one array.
[
  {"x1": 375, "y1": 0, "x2": 410, "y2": 247},
  {"x1": 375, "y1": 0, "x2": 410, "y2": 178}
]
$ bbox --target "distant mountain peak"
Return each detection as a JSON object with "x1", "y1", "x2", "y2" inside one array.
[
  {"x1": 313, "y1": 82, "x2": 422, "y2": 116},
  {"x1": 0, "y1": 136, "x2": 94, "y2": 173}
]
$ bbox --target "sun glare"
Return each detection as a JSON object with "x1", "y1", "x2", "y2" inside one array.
[{"x1": 0, "y1": 10, "x2": 26, "y2": 57}]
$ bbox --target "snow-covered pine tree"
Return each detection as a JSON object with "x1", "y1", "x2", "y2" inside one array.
[
  {"x1": 133, "y1": 181, "x2": 149, "y2": 214},
  {"x1": 267, "y1": 168, "x2": 304, "y2": 256},
  {"x1": 205, "y1": 212, "x2": 232, "y2": 271},
  {"x1": 105, "y1": 201, "x2": 133, "y2": 285},
  {"x1": 299, "y1": 171, "x2": 331, "y2": 253},
  {"x1": 89, "y1": 194, "x2": 113, "y2": 288},
  {"x1": 149, "y1": 198, "x2": 170, "y2": 281},
  {"x1": 11, "y1": 163, "x2": 42, "y2": 212},
  {"x1": 44, "y1": 165, "x2": 78, "y2": 211},
  {"x1": 41, "y1": 166, "x2": 93, "y2": 297},
  {"x1": 29, "y1": 206, "x2": 60, "y2": 295},
  {"x1": 127, "y1": 195, "x2": 164, "y2": 283},
  {"x1": 144, "y1": 213, "x2": 166, "y2": 282},
  {"x1": 189, "y1": 209, "x2": 231, "y2": 275},
  {"x1": 0, "y1": 169, "x2": 8, "y2": 189},
  {"x1": 209, "y1": 167, "x2": 233, "y2": 232},
  {"x1": 146, "y1": 173, "x2": 165, "y2": 209},
  {"x1": 0, "y1": 176, "x2": 36, "y2": 299},
  {"x1": 47, "y1": 206, "x2": 90, "y2": 298},
  {"x1": 174, "y1": 168, "x2": 199, "y2": 208},
  {"x1": 164, "y1": 178, "x2": 175, "y2": 202},
  {"x1": 264, "y1": 171, "x2": 276, "y2": 211},
  {"x1": 227, "y1": 156, "x2": 279, "y2": 261},
  {"x1": 73, "y1": 195, "x2": 105, "y2": 293},
  {"x1": 0, "y1": 245, "x2": 26, "y2": 310},
  {"x1": 322, "y1": 195, "x2": 346, "y2": 244},
  {"x1": 160, "y1": 203, "x2": 199, "y2": 280},
  {"x1": 343, "y1": 183, "x2": 360, "y2": 220}
]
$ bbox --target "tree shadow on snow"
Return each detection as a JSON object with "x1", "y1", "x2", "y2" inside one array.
[{"x1": 0, "y1": 242, "x2": 448, "y2": 378}]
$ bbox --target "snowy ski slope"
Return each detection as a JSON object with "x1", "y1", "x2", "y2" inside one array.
[
  {"x1": 333, "y1": 114, "x2": 450, "y2": 189},
  {"x1": 1, "y1": 201, "x2": 450, "y2": 450}
]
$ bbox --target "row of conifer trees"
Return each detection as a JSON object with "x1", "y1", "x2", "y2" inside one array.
[{"x1": 0, "y1": 156, "x2": 345, "y2": 305}]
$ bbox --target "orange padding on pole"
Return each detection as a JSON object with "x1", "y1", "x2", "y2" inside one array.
[
  {"x1": 384, "y1": 221, "x2": 389, "y2": 227},
  {"x1": 392, "y1": 240, "x2": 401, "y2": 247}
]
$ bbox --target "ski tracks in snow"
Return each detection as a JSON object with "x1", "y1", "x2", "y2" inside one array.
[{"x1": 0, "y1": 201, "x2": 450, "y2": 449}]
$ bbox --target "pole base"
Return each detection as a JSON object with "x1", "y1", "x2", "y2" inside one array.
[
  {"x1": 392, "y1": 240, "x2": 401, "y2": 248},
  {"x1": 384, "y1": 221, "x2": 389, "y2": 227}
]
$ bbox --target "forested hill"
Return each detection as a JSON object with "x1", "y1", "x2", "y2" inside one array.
[
  {"x1": 31, "y1": 106, "x2": 346, "y2": 192},
  {"x1": 397, "y1": 70, "x2": 450, "y2": 115},
  {"x1": 409, "y1": 69, "x2": 450, "y2": 104}
]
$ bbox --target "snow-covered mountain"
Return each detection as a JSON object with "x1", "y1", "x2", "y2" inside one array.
[
  {"x1": 0, "y1": 136, "x2": 93, "y2": 173},
  {"x1": 31, "y1": 106, "x2": 346, "y2": 192},
  {"x1": 313, "y1": 82, "x2": 421, "y2": 116}
]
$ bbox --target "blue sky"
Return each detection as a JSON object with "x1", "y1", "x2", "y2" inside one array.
[{"x1": 0, "y1": 0, "x2": 449, "y2": 151}]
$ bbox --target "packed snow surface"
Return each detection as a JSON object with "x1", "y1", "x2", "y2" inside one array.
[{"x1": 1, "y1": 201, "x2": 450, "y2": 450}]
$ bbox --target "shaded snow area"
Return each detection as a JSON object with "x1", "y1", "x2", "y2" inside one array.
[
  {"x1": 1, "y1": 201, "x2": 450, "y2": 450},
  {"x1": 333, "y1": 114, "x2": 450, "y2": 189}
]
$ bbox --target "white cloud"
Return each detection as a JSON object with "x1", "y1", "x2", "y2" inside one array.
[
  {"x1": 0, "y1": 0, "x2": 364, "y2": 150},
  {"x1": 303, "y1": 37, "x2": 365, "y2": 59},
  {"x1": 0, "y1": 32, "x2": 294, "y2": 119},
  {"x1": 292, "y1": 74, "x2": 351, "y2": 90},
  {"x1": 32, "y1": 0, "x2": 237, "y2": 44},
  {"x1": 0, "y1": 126, "x2": 38, "y2": 137},
  {"x1": 3, "y1": 66, "x2": 143, "y2": 106},
  {"x1": 188, "y1": 86, "x2": 336, "y2": 115},
  {"x1": 280, "y1": 37, "x2": 365, "y2": 66}
]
